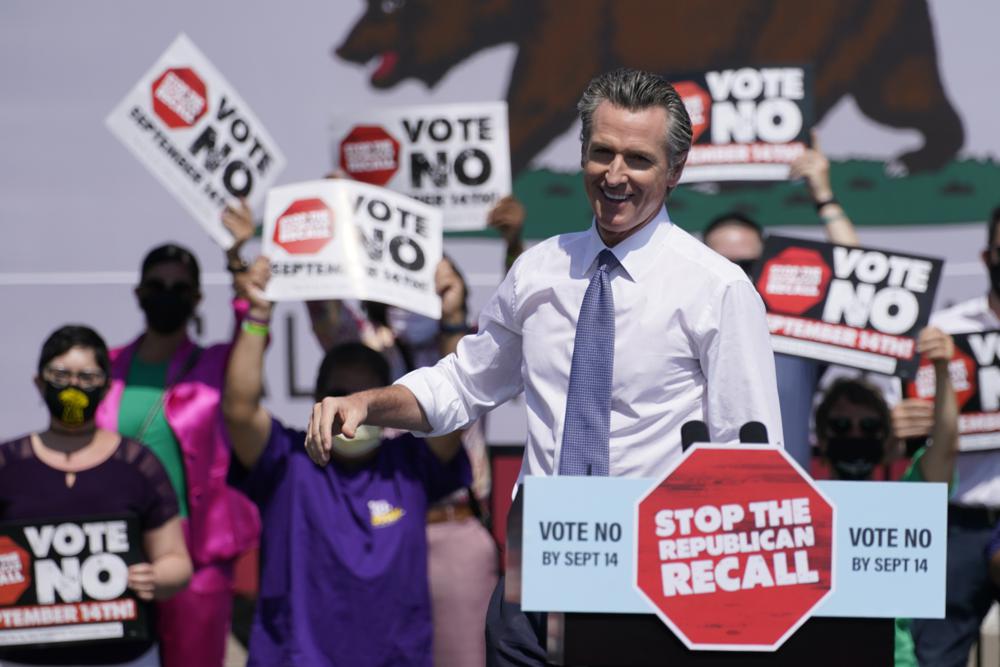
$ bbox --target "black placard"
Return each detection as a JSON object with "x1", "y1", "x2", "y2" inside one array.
[
  {"x1": 673, "y1": 64, "x2": 813, "y2": 182},
  {"x1": 0, "y1": 514, "x2": 149, "y2": 647},
  {"x1": 752, "y1": 235, "x2": 943, "y2": 378}
]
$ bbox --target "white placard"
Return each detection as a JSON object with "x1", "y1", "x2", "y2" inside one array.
[
  {"x1": 106, "y1": 33, "x2": 286, "y2": 248},
  {"x1": 331, "y1": 102, "x2": 511, "y2": 232},
  {"x1": 263, "y1": 180, "x2": 442, "y2": 320}
]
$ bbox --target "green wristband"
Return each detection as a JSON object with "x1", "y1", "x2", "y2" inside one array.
[{"x1": 242, "y1": 320, "x2": 269, "y2": 337}]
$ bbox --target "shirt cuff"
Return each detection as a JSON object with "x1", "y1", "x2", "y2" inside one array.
[{"x1": 394, "y1": 364, "x2": 470, "y2": 437}]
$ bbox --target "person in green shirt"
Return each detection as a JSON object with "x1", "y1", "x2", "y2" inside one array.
[{"x1": 814, "y1": 326, "x2": 958, "y2": 667}]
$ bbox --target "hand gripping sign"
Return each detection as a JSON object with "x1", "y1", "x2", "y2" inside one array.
[
  {"x1": 753, "y1": 236, "x2": 943, "y2": 377},
  {"x1": 264, "y1": 179, "x2": 443, "y2": 319},
  {"x1": 635, "y1": 444, "x2": 834, "y2": 651},
  {"x1": 907, "y1": 330, "x2": 1000, "y2": 451},
  {"x1": 107, "y1": 34, "x2": 286, "y2": 248},
  {"x1": 331, "y1": 102, "x2": 512, "y2": 231}
]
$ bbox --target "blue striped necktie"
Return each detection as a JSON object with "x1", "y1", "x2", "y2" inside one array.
[{"x1": 559, "y1": 249, "x2": 618, "y2": 477}]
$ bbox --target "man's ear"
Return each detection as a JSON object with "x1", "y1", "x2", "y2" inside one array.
[
  {"x1": 666, "y1": 153, "x2": 688, "y2": 190},
  {"x1": 982, "y1": 248, "x2": 991, "y2": 271}
]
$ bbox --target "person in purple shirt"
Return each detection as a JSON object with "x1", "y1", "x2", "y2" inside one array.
[{"x1": 221, "y1": 259, "x2": 470, "y2": 667}]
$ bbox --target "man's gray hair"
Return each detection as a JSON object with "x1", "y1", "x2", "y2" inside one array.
[{"x1": 577, "y1": 68, "x2": 693, "y2": 170}]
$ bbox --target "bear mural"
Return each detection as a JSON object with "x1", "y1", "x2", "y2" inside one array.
[{"x1": 336, "y1": 0, "x2": 964, "y2": 177}]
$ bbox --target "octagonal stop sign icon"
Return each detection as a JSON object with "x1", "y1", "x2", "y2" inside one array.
[
  {"x1": 339, "y1": 125, "x2": 401, "y2": 186},
  {"x1": 151, "y1": 67, "x2": 208, "y2": 129},
  {"x1": 273, "y1": 198, "x2": 334, "y2": 255},
  {"x1": 756, "y1": 246, "x2": 832, "y2": 316},
  {"x1": 0, "y1": 536, "x2": 31, "y2": 605},
  {"x1": 635, "y1": 444, "x2": 834, "y2": 651}
]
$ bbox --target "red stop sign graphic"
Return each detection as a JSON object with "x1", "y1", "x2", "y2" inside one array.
[
  {"x1": 635, "y1": 445, "x2": 834, "y2": 651},
  {"x1": 151, "y1": 67, "x2": 208, "y2": 129},
  {"x1": 0, "y1": 536, "x2": 31, "y2": 605},
  {"x1": 674, "y1": 81, "x2": 711, "y2": 143},
  {"x1": 907, "y1": 345, "x2": 977, "y2": 410},
  {"x1": 757, "y1": 247, "x2": 832, "y2": 316},
  {"x1": 339, "y1": 125, "x2": 401, "y2": 186},
  {"x1": 273, "y1": 199, "x2": 334, "y2": 255}
]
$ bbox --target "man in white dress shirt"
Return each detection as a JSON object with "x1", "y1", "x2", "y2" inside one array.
[
  {"x1": 911, "y1": 206, "x2": 1000, "y2": 667},
  {"x1": 305, "y1": 68, "x2": 783, "y2": 665}
]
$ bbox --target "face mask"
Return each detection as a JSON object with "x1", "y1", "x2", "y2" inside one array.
[
  {"x1": 989, "y1": 261, "x2": 1000, "y2": 298},
  {"x1": 332, "y1": 425, "x2": 383, "y2": 458},
  {"x1": 826, "y1": 436, "x2": 883, "y2": 481},
  {"x1": 387, "y1": 307, "x2": 439, "y2": 346},
  {"x1": 734, "y1": 259, "x2": 756, "y2": 278},
  {"x1": 140, "y1": 292, "x2": 195, "y2": 334},
  {"x1": 43, "y1": 382, "x2": 104, "y2": 427}
]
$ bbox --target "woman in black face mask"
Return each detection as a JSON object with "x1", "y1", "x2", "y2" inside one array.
[
  {"x1": 814, "y1": 326, "x2": 959, "y2": 483},
  {"x1": 0, "y1": 325, "x2": 191, "y2": 667}
]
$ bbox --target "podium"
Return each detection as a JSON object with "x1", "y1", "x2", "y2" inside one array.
[{"x1": 552, "y1": 614, "x2": 892, "y2": 666}]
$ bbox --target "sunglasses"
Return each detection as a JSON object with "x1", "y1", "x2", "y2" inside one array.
[
  {"x1": 826, "y1": 416, "x2": 886, "y2": 437},
  {"x1": 139, "y1": 279, "x2": 197, "y2": 295},
  {"x1": 43, "y1": 367, "x2": 107, "y2": 390}
]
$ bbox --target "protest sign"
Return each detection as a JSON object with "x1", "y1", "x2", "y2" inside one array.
[
  {"x1": 673, "y1": 65, "x2": 813, "y2": 182},
  {"x1": 0, "y1": 515, "x2": 148, "y2": 647},
  {"x1": 331, "y1": 102, "x2": 511, "y2": 231},
  {"x1": 263, "y1": 179, "x2": 443, "y2": 319},
  {"x1": 519, "y1": 465, "x2": 946, "y2": 650},
  {"x1": 906, "y1": 330, "x2": 1000, "y2": 451},
  {"x1": 521, "y1": 476, "x2": 945, "y2": 618},
  {"x1": 106, "y1": 33, "x2": 286, "y2": 248},
  {"x1": 753, "y1": 236, "x2": 943, "y2": 377}
]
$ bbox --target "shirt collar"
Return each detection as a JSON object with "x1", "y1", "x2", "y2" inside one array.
[{"x1": 582, "y1": 206, "x2": 673, "y2": 281}]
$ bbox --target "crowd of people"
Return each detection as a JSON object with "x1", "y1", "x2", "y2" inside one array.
[{"x1": 0, "y1": 67, "x2": 996, "y2": 667}]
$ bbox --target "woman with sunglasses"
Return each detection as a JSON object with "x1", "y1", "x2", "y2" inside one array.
[
  {"x1": 815, "y1": 326, "x2": 958, "y2": 484},
  {"x1": 0, "y1": 325, "x2": 192, "y2": 666},
  {"x1": 813, "y1": 325, "x2": 957, "y2": 667}
]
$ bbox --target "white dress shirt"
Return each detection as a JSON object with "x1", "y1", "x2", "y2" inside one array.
[
  {"x1": 931, "y1": 295, "x2": 1000, "y2": 507},
  {"x1": 397, "y1": 207, "x2": 784, "y2": 482}
]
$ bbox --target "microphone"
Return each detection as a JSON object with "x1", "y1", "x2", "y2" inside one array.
[
  {"x1": 739, "y1": 421, "x2": 769, "y2": 444},
  {"x1": 681, "y1": 420, "x2": 709, "y2": 452}
]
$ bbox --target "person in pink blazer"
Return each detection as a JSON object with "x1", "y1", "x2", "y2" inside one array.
[{"x1": 97, "y1": 212, "x2": 260, "y2": 667}]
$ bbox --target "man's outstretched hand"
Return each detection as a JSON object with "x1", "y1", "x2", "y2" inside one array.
[{"x1": 305, "y1": 394, "x2": 370, "y2": 466}]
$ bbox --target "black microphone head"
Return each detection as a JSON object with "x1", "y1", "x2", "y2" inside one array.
[
  {"x1": 739, "y1": 421, "x2": 769, "y2": 444},
  {"x1": 681, "y1": 420, "x2": 710, "y2": 451}
]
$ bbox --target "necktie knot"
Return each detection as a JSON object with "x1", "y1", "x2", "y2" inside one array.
[{"x1": 596, "y1": 249, "x2": 618, "y2": 273}]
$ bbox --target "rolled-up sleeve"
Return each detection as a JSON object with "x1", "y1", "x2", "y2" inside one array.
[
  {"x1": 396, "y1": 263, "x2": 525, "y2": 436},
  {"x1": 697, "y1": 279, "x2": 784, "y2": 447}
]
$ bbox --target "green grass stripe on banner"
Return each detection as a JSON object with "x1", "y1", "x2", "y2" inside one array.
[{"x1": 449, "y1": 159, "x2": 1000, "y2": 240}]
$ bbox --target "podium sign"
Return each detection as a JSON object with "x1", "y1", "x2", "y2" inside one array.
[{"x1": 520, "y1": 445, "x2": 946, "y2": 652}]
